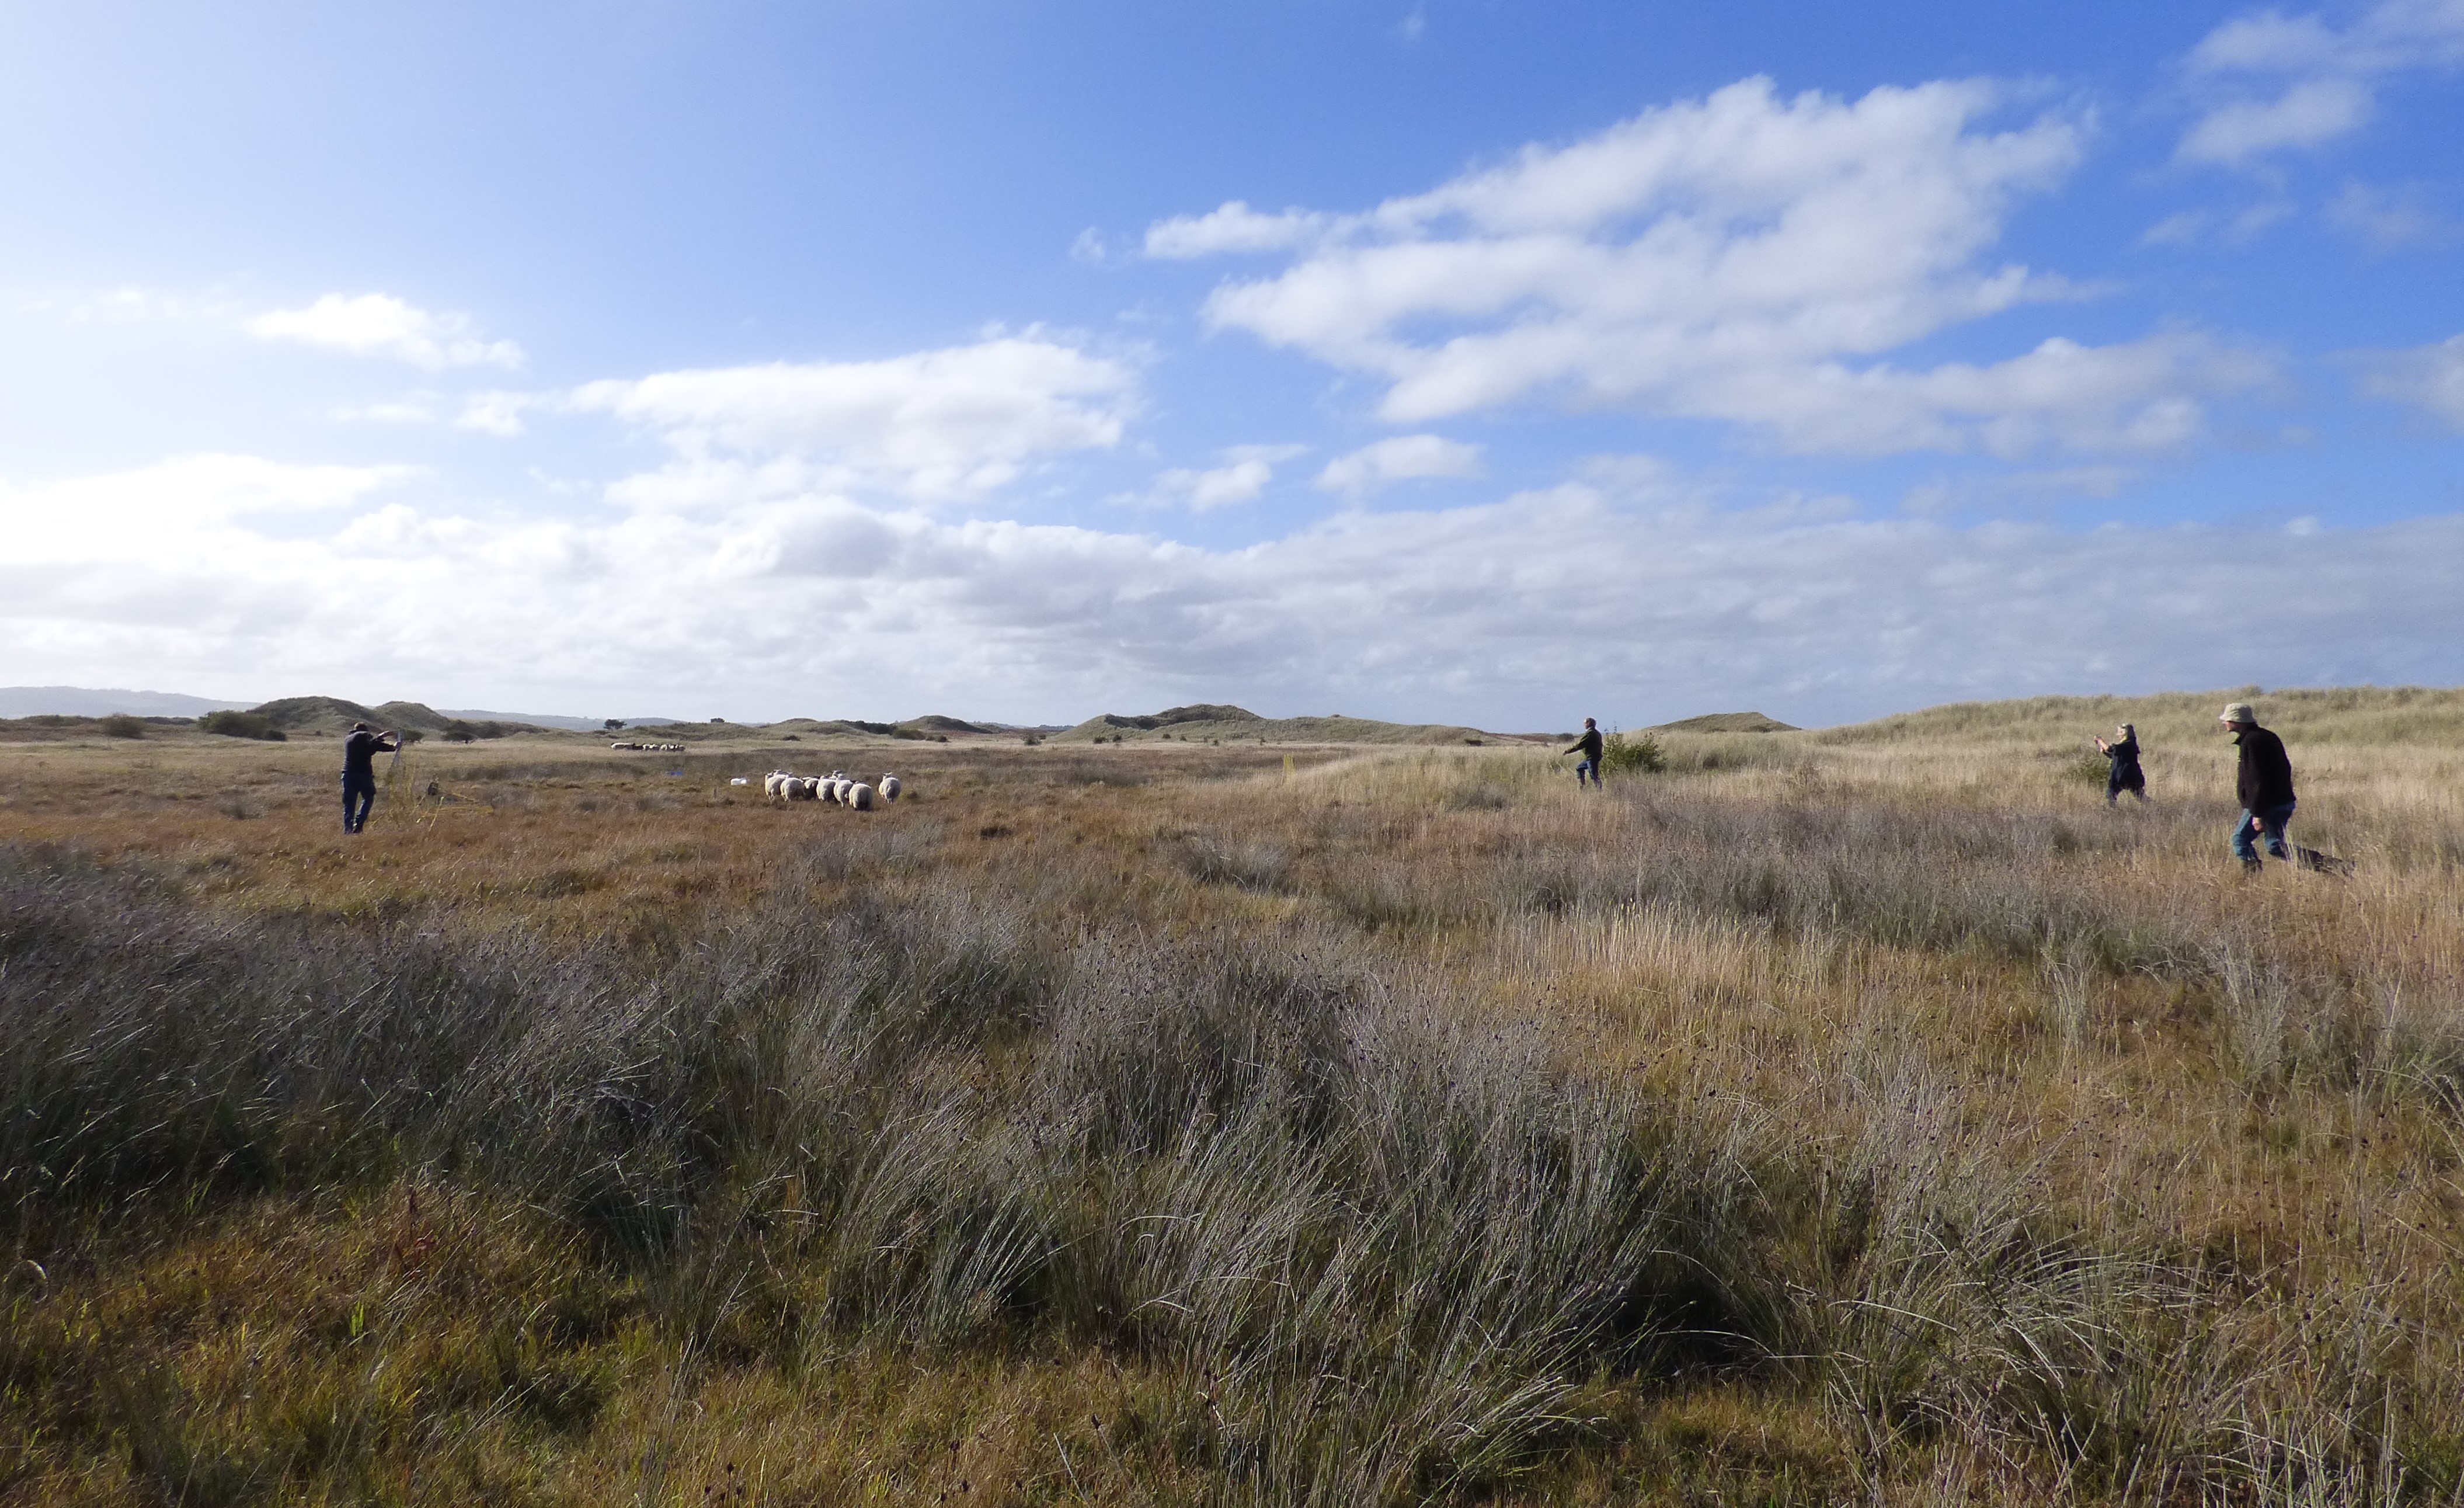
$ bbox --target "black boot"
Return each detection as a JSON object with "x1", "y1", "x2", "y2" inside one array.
[{"x1": 2241, "y1": 856, "x2": 2264, "y2": 876}]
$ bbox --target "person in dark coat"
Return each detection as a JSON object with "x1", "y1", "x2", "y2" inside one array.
[
  {"x1": 2093, "y1": 722, "x2": 2145, "y2": 805},
  {"x1": 2219, "y1": 701, "x2": 2294, "y2": 873},
  {"x1": 340, "y1": 721, "x2": 399, "y2": 834},
  {"x1": 1562, "y1": 718, "x2": 1604, "y2": 788}
]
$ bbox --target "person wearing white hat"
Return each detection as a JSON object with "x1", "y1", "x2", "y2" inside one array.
[
  {"x1": 2219, "y1": 701, "x2": 2295, "y2": 874},
  {"x1": 2093, "y1": 722, "x2": 2145, "y2": 805}
]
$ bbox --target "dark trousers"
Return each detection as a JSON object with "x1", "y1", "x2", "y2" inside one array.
[
  {"x1": 2107, "y1": 774, "x2": 2144, "y2": 805},
  {"x1": 1575, "y1": 758, "x2": 1600, "y2": 787},
  {"x1": 342, "y1": 773, "x2": 377, "y2": 833}
]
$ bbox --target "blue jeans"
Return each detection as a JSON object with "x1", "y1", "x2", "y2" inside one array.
[
  {"x1": 1575, "y1": 758, "x2": 1600, "y2": 787},
  {"x1": 2232, "y1": 801, "x2": 2295, "y2": 861},
  {"x1": 343, "y1": 773, "x2": 377, "y2": 833}
]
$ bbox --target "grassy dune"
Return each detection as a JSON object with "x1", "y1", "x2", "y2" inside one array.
[{"x1": 2, "y1": 692, "x2": 2460, "y2": 1504}]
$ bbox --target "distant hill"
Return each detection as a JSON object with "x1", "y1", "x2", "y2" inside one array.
[
  {"x1": 1816, "y1": 685, "x2": 2464, "y2": 748},
  {"x1": 443, "y1": 708, "x2": 686, "y2": 732},
  {"x1": 252, "y1": 696, "x2": 385, "y2": 731},
  {"x1": 0, "y1": 686, "x2": 252, "y2": 718},
  {"x1": 1053, "y1": 707, "x2": 1499, "y2": 746},
  {"x1": 1651, "y1": 711, "x2": 1799, "y2": 734}
]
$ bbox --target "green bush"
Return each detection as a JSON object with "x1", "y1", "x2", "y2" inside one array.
[
  {"x1": 98, "y1": 714, "x2": 145, "y2": 739},
  {"x1": 1600, "y1": 731, "x2": 1666, "y2": 774},
  {"x1": 199, "y1": 711, "x2": 287, "y2": 742}
]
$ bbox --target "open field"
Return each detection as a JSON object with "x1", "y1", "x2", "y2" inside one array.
[{"x1": 4, "y1": 691, "x2": 2462, "y2": 1504}]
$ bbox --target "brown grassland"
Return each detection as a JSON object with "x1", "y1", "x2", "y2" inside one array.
[{"x1": 2, "y1": 686, "x2": 2462, "y2": 1505}]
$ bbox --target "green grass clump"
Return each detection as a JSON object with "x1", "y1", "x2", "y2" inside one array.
[{"x1": 1600, "y1": 731, "x2": 1666, "y2": 774}]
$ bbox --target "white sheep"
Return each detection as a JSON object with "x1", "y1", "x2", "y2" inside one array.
[
  {"x1": 848, "y1": 782, "x2": 876, "y2": 811},
  {"x1": 763, "y1": 772, "x2": 786, "y2": 800},
  {"x1": 879, "y1": 774, "x2": 902, "y2": 802},
  {"x1": 795, "y1": 777, "x2": 824, "y2": 801}
]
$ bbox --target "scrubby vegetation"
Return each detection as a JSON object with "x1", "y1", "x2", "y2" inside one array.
[
  {"x1": 1, "y1": 696, "x2": 2460, "y2": 1503},
  {"x1": 198, "y1": 709, "x2": 288, "y2": 741}
]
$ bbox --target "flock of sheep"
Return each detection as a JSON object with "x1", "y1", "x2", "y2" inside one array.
[
  {"x1": 610, "y1": 741, "x2": 688, "y2": 752},
  {"x1": 765, "y1": 769, "x2": 901, "y2": 810}
]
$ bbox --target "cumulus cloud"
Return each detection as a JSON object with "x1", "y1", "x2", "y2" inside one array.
[
  {"x1": 570, "y1": 335, "x2": 1138, "y2": 503},
  {"x1": 8, "y1": 450, "x2": 2459, "y2": 727},
  {"x1": 2177, "y1": 0, "x2": 2464, "y2": 167},
  {"x1": 1156, "y1": 78, "x2": 2261, "y2": 454},
  {"x1": 1315, "y1": 435, "x2": 1484, "y2": 497},
  {"x1": 6, "y1": 454, "x2": 412, "y2": 545},
  {"x1": 2350, "y1": 332, "x2": 2464, "y2": 427},
  {"x1": 246, "y1": 293, "x2": 524, "y2": 369},
  {"x1": 1125, "y1": 444, "x2": 1307, "y2": 511}
]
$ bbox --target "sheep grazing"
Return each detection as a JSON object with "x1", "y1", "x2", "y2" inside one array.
[
  {"x1": 790, "y1": 777, "x2": 821, "y2": 801},
  {"x1": 879, "y1": 774, "x2": 902, "y2": 802}
]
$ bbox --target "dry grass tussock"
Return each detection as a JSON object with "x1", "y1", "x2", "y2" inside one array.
[{"x1": 2, "y1": 697, "x2": 2461, "y2": 1504}]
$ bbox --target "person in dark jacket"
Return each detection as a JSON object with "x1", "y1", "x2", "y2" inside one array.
[
  {"x1": 340, "y1": 721, "x2": 399, "y2": 834},
  {"x1": 2093, "y1": 722, "x2": 2145, "y2": 805},
  {"x1": 1562, "y1": 718, "x2": 1604, "y2": 788},
  {"x1": 2219, "y1": 701, "x2": 2294, "y2": 873}
]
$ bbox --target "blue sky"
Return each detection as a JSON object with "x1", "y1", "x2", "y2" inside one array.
[{"x1": 2, "y1": 1, "x2": 2460, "y2": 728}]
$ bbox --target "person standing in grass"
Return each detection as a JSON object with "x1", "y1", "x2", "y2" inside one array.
[
  {"x1": 2094, "y1": 722, "x2": 2146, "y2": 805},
  {"x1": 2221, "y1": 701, "x2": 2295, "y2": 874},
  {"x1": 1562, "y1": 718, "x2": 1605, "y2": 788},
  {"x1": 341, "y1": 721, "x2": 399, "y2": 835}
]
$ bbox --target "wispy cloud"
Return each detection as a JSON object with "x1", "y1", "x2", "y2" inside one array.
[
  {"x1": 569, "y1": 335, "x2": 1140, "y2": 503},
  {"x1": 1123, "y1": 444, "x2": 1307, "y2": 510},
  {"x1": 1315, "y1": 435, "x2": 1482, "y2": 498},
  {"x1": 2325, "y1": 180, "x2": 2457, "y2": 248},
  {"x1": 2348, "y1": 332, "x2": 2464, "y2": 428},
  {"x1": 2177, "y1": 0, "x2": 2464, "y2": 167},
  {"x1": 246, "y1": 293, "x2": 524, "y2": 369}
]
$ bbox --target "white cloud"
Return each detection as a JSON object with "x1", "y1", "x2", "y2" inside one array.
[
  {"x1": 1144, "y1": 200, "x2": 1330, "y2": 258},
  {"x1": 336, "y1": 400, "x2": 437, "y2": 425},
  {"x1": 1127, "y1": 444, "x2": 1307, "y2": 511},
  {"x1": 47, "y1": 286, "x2": 237, "y2": 324},
  {"x1": 1902, "y1": 464, "x2": 2139, "y2": 513},
  {"x1": 1315, "y1": 435, "x2": 1484, "y2": 497},
  {"x1": 569, "y1": 335, "x2": 1138, "y2": 503},
  {"x1": 2326, "y1": 180, "x2": 2456, "y2": 246},
  {"x1": 246, "y1": 293, "x2": 524, "y2": 369},
  {"x1": 2178, "y1": 77, "x2": 2375, "y2": 164},
  {"x1": 1157, "y1": 78, "x2": 2260, "y2": 454},
  {"x1": 456, "y1": 391, "x2": 533, "y2": 437},
  {"x1": 2178, "y1": 0, "x2": 2464, "y2": 167},
  {"x1": 5, "y1": 451, "x2": 2461, "y2": 728},
  {"x1": 2350, "y1": 333, "x2": 2464, "y2": 427}
]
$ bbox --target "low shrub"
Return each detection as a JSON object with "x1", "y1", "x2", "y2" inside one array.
[
  {"x1": 199, "y1": 711, "x2": 287, "y2": 741},
  {"x1": 1600, "y1": 730, "x2": 1666, "y2": 774},
  {"x1": 98, "y1": 714, "x2": 145, "y2": 739}
]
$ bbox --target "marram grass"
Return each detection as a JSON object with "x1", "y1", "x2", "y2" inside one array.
[{"x1": 2, "y1": 693, "x2": 2460, "y2": 1504}]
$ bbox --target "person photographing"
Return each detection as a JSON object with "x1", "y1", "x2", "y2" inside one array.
[
  {"x1": 341, "y1": 721, "x2": 400, "y2": 835},
  {"x1": 2094, "y1": 722, "x2": 2145, "y2": 805}
]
